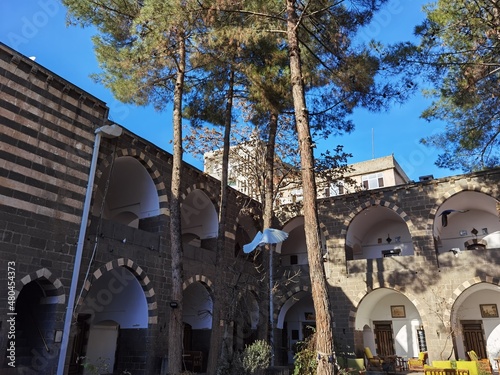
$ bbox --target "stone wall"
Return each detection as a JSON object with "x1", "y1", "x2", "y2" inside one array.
[{"x1": 0, "y1": 42, "x2": 262, "y2": 374}]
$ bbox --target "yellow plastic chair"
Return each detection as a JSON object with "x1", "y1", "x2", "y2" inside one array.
[
  {"x1": 432, "y1": 360, "x2": 453, "y2": 369},
  {"x1": 364, "y1": 347, "x2": 384, "y2": 371},
  {"x1": 457, "y1": 360, "x2": 480, "y2": 375},
  {"x1": 468, "y1": 351, "x2": 492, "y2": 374},
  {"x1": 408, "y1": 352, "x2": 428, "y2": 371}
]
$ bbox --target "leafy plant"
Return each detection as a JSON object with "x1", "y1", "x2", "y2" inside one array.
[
  {"x1": 242, "y1": 340, "x2": 272, "y2": 374},
  {"x1": 292, "y1": 333, "x2": 317, "y2": 375},
  {"x1": 78, "y1": 356, "x2": 110, "y2": 375}
]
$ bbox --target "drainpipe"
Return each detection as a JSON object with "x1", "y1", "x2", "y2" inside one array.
[{"x1": 57, "y1": 124, "x2": 122, "y2": 375}]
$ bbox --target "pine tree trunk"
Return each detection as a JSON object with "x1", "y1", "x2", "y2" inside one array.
[
  {"x1": 168, "y1": 33, "x2": 186, "y2": 375},
  {"x1": 206, "y1": 69, "x2": 235, "y2": 375},
  {"x1": 286, "y1": 1, "x2": 336, "y2": 374}
]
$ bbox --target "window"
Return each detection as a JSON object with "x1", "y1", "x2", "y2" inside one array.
[
  {"x1": 362, "y1": 173, "x2": 384, "y2": 189},
  {"x1": 328, "y1": 182, "x2": 345, "y2": 197}
]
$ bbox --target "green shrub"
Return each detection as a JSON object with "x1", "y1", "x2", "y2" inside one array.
[
  {"x1": 242, "y1": 340, "x2": 272, "y2": 374},
  {"x1": 292, "y1": 333, "x2": 317, "y2": 375}
]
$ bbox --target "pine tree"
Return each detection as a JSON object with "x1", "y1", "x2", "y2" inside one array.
[
  {"x1": 62, "y1": 0, "x2": 205, "y2": 373},
  {"x1": 415, "y1": 0, "x2": 500, "y2": 171}
]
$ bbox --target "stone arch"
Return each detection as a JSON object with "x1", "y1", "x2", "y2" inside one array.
[
  {"x1": 276, "y1": 215, "x2": 330, "y2": 260},
  {"x1": 339, "y1": 198, "x2": 417, "y2": 256},
  {"x1": 95, "y1": 148, "x2": 169, "y2": 216},
  {"x1": 279, "y1": 215, "x2": 331, "y2": 240},
  {"x1": 448, "y1": 276, "x2": 500, "y2": 360},
  {"x1": 18, "y1": 268, "x2": 65, "y2": 304},
  {"x1": 350, "y1": 285, "x2": 426, "y2": 329},
  {"x1": 181, "y1": 184, "x2": 220, "y2": 241},
  {"x1": 428, "y1": 186, "x2": 499, "y2": 235},
  {"x1": 428, "y1": 184, "x2": 498, "y2": 226},
  {"x1": 231, "y1": 205, "x2": 265, "y2": 258},
  {"x1": 429, "y1": 187, "x2": 500, "y2": 252},
  {"x1": 183, "y1": 274, "x2": 214, "y2": 294},
  {"x1": 77, "y1": 258, "x2": 158, "y2": 324},
  {"x1": 275, "y1": 285, "x2": 311, "y2": 324},
  {"x1": 449, "y1": 275, "x2": 500, "y2": 306},
  {"x1": 234, "y1": 285, "x2": 261, "y2": 332},
  {"x1": 276, "y1": 206, "x2": 304, "y2": 226},
  {"x1": 182, "y1": 183, "x2": 219, "y2": 208},
  {"x1": 232, "y1": 206, "x2": 261, "y2": 233}
]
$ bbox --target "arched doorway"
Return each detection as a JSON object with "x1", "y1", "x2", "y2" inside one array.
[
  {"x1": 355, "y1": 288, "x2": 424, "y2": 358},
  {"x1": 183, "y1": 281, "x2": 213, "y2": 372},
  {"x1": 451, "y1": 282, "x2": 500, "y2": 364},
  {"x1": 15, "y1": 279, "x2": 59, "y2": 370},
  {"x1": 234, "y1": 289, "x2": 260, "y2": 351},
  {"x1": 277, "y1": 291, "x2": 315, "y2": 365},
  {"x1": 75, "y1": 267, "x2": 149, "y2": 374}
]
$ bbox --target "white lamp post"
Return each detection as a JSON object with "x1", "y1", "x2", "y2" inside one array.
[
  {"x1": 57, "y1": 124, "x2": 122, "y2": 375},
  {"x1": 243, "y1": 228, "x2": 288, "y2": 368}
]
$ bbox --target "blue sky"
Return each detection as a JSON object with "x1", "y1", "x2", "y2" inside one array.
[{"x1": 0, "y1": 0, "x2": 456, "y2": 181}]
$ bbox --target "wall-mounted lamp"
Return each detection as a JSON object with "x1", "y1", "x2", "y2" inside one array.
[
  {"x1": 169, "y1": 301, "x2": 179, "y2": 308},
  {"x1": 54, "y1": 330, "x2": 63, "y2": 343}
]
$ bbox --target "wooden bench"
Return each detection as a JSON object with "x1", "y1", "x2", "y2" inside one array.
[{"x1": 424, "y1": 368, "x2": 470, "y2": 375}]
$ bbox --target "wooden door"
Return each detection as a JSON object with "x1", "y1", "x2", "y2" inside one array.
[
  {"x1": 69, "y1": 314, "x2": 90, "y2": 374},
  {"x1": 462, "y1": 322, "x2": 487, "y2": 359},
  {"x1": 374, "y1": 321, "x2": 395, "y2": 357}
]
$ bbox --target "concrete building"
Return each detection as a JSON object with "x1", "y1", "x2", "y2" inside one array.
[
  {"x1": 205, "y1": 143, "x2": 411, "y2": 205},
  {"x1": 1, "y1": 42, "x2": 500, "y2": 375}
]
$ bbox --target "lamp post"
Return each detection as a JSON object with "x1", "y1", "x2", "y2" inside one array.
[
  {"x1": 57, "y1": 124, "x2": 122, "y2": 375},
  {"x1": 269, "y1": 244, "x2": 275, "y2": 367},
  {"x1": 242, "y1": 228, "x2": 288, "y2": 368}
]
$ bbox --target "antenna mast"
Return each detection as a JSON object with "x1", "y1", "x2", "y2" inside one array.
[{"x1": 372, "y1": 128, "x2": 374, "y2": 159}]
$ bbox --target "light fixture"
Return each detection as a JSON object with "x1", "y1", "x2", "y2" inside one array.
[
  {"x1": 54, "y1": 330, "x2": 63, "y2": 343},
  {"x1": 57, "y1": 124, "x2": 123, "y2": 375},
  {"x1": 169, "y1": 301, "x2": 179, "y2": 308}
]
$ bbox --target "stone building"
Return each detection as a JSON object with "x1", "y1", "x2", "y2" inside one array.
[
  {"x1": 273, "y1": 169, "x2": 500, "y2": 369},
  {"x1": 0, "y1": 42, "x2": 262, "y2": 375},
  {"x1": 1, "y1": 41, "x2": 500, "y2": 375}
]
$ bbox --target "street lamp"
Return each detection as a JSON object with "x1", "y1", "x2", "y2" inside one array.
[
  {"x1": 57, "y1": 124, "x2": 122, "y2": 375},
  {"x1": 243, "y1": 228, "x2": 288, "y2": 367}
]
